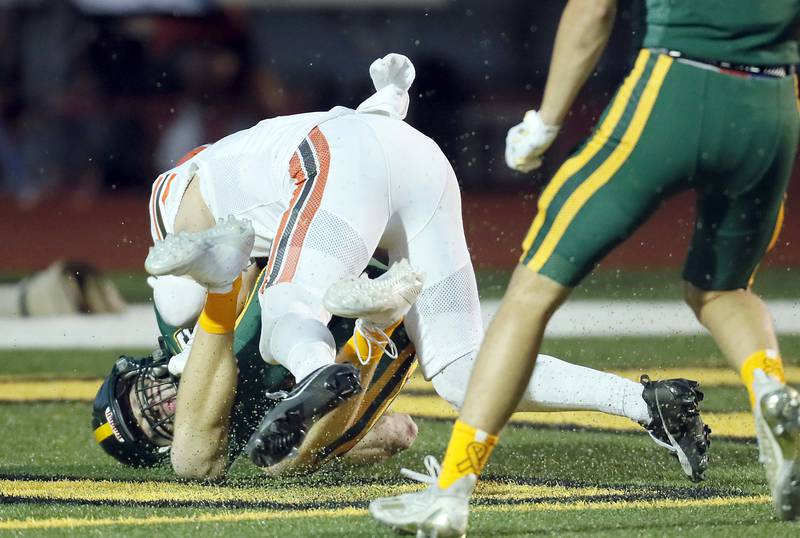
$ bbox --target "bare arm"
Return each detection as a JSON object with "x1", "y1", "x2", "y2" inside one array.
[
  {"x1": 169, "y1": 176, "x2": 239, "y2": 480},
  {"x1": 170, "y1": 327, "x2": 237, "y2": 480},
  {"x1": 538, "y1": 0, "x2": 617, "y2": 126}
]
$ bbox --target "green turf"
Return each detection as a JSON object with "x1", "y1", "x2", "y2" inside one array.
[
  {"x1": 2, "y1": 339, "x2": 799, "y2": 535},
  {"x1": 3, "y1": 335, "x2": 798, "y2": 380},
  {"x1": 476, "y1": 266, "x2": 800, "y2": 300},
  {"x1": 2, "y1": 266, "x2": 784, "y2": 303}
]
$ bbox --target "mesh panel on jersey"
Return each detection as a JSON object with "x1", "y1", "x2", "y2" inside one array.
[
  {"x1": 303, "y1": 209, "x2": 370, "y2": 275},
  {"x1": 408, "y1": 263, "x2": 482, "y2": 376},
  {"x1": 206, "y1": 155, "x2": 260, "y2": 214},
  {"x1": 414, "y1": 263, "x2": 480, "y2": 321}
]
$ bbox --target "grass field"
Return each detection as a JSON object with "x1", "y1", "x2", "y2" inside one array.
[{"x1": 2, "y1": 333, "x2": 800, "y2": 536}]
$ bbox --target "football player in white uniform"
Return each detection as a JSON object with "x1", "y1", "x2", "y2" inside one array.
[{"x1": 144, "y1": 54, "x2": 709, "y2": 482}]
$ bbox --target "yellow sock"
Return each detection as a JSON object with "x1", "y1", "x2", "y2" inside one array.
[
  {"x1": 198, "y1": 277, "x2": 242, "y2": 334},
  {"x1": 740, "y1": 349, "x2": 786, "y2": 408},
  {"x1": 437, "y1": 420, "x2": 498, "y2": 489},
  {"x1": 345, "y1": 319, "x2": 402, "y2": 363}
]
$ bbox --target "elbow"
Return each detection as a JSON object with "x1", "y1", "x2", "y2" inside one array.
[
  {"x1": 589, "y1": 0, "x2": 617, "y2": 23},
  {"x1": 570, "y1": 0, "x2": 616, "y2": 27},
  {"x1": 170, "y1": 434, "x2": 227, "y2": 481},
  {"x1": 171, "y1": 451, "x2": 225, "y2": 482}
]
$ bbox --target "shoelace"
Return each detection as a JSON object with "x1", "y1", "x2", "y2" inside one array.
[
  {"x1": 400, "y1": 455, "x2": 441, "y2": 485},
  {"x1": 353, "y1": 318, "x2": 398, "y2": 366}
]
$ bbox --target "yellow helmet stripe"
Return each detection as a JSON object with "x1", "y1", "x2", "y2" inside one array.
[{"x1": 93, "y1": 422, "x2": 114, "y2": 443}]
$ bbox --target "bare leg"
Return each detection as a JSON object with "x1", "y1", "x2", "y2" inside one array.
[{"x1": 684, "y1": 282, "x2": 779, "y2": 370}]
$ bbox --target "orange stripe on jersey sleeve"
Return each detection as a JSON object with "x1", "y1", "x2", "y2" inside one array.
[
  {"x1": 161, "y1": 173, "x2": 177, "y2": 204},
  {"x1": 149, "y1": 175, "x2": 166, "y2": 241},
  {"x1": 176, "y1": 144, "x2": 210, "y2": 166}
]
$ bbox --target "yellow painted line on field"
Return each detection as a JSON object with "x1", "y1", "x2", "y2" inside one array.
[
  {"x1": 0, "y1": 379, "x2": 102, "y2": 401},
  {"x1": 485, "y1": 494, "x2": 771, "y2": 514},
  {"x1": 0, "y1": 478, "x2": 621, "y2": 506},
  {"x1": 0, "y1": 507, "x2": 365, "y2": 531},
  {"x1": 0, "y1": 378, "x2": 757, "y2": 438},
  {"x1": 391, "y1": 395, "x2": 755, "y2": 439},
  {"x1": 3, "y1": 366, "x2": 799, "y2": 402},
  {"x1": 0, "y1": 479, "x2": 408, "y2": 505},
  {"x1": 0, "y1": 494, "x2": 771, "y2": 531},
  {"x1": 405, "y1": 367, "x2": 800, "y2": 392}
]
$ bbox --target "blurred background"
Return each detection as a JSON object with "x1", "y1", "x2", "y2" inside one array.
[{"x1": 0, "y1": 0, "x2": 797, "y2": 288}]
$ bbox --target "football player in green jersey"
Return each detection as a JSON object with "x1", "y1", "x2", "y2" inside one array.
[
  {"x1": 370, "y1": 1, "x2": 800, "y2": 534},
  {"x1": 92, "y1": 260, "x2": 420, "y2": 477}
]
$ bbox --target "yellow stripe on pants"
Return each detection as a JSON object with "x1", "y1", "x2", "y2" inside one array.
[
  {"x1": 520, "y1": 50, "x2": 652, "y2": 256},
  {"x1": 526, "y1": 54, "x2": 674, "y2": 273}
]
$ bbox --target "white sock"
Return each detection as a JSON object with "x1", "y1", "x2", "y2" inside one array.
[
  {"x1": 285, "y1": 341, "x2": 336, "y2": 381},
  {"x1": 268, "y1": 313, "x2": 336, "y2": 381},
  {"x1": 431, "y1": 353, "x2": 652, "y2": 424},
  {"x1": 517, "y1": 354, "x2": 652, "y2": 424}
]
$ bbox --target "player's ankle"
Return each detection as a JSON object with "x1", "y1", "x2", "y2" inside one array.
[
  {"x1": 437, "y1": 419, "x2": 498, "y2": 489},
  {"x1": 741, "y1": 349, "x2": 785, "y2": 408}
]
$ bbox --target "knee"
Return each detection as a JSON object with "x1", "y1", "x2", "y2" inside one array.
[
  {"x1": 150, "y1": 275, "x2": 207, "y2": 327},
  {"x1": 508, "y1": 265, "x2": 570, "y2": 320},
  {"x1": 260, "y1": 311, "x2": 335, "y2": 363},
  {"x1": 260, "y1": 282, "x2": 327, "y2": 321},
  {"x1": 683, "y1": 281, "x2": 730, "y2": 318},
  {"x1": 259, "y1": 282, "x2": 331, "y2": 363},
  {"x1": 431, "y1": 365, "x2": 468, "y2": 409}
]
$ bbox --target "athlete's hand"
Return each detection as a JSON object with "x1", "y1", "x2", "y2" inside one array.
[
  {"x1": 505, "y1": 110, "x2": 561, "y2": 173},
  {"x1": 357, "y1": 53, "x2": 415, "y2": 121}
]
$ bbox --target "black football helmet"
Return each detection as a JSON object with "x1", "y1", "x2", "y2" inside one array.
[{"x1": 91, "y1": 340, "x2": 178, "y2": 467}]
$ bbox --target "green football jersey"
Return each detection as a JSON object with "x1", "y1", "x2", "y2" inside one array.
[
  {"x1": 643, "y1": 0, "x2": 800, "y2": 65},
  {"x1": 155, "y1": 263, "x2": 408, "y2": 460}
]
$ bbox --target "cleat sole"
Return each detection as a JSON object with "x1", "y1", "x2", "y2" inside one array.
[{"x1": 246, "y1": 364, "x2": 362, "y2": 468}]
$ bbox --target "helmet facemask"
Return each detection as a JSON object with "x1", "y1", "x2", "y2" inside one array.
[
  {"x1": 92, "y1": 342, "x2": 178, "y2": 467},
  {"x1": 131, "y1": 360, "x2": 177, "y2": 446}
]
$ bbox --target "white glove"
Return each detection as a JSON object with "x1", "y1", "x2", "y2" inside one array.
[
  {"x1": 168, "y1": 346, "x2": 192, "y2": 377},
  {"x1": 356, "y1": 53, "x2": 415, "y2": 120},
  {"x1": 369, "y1": 53, "x2": 416, "y2": 92},
  {"x1": 505, "y1": 110, "x2": 561, "y2": 173},
  {"x1": 145, "y1": 216, "x2": 255, "y2": 293}
]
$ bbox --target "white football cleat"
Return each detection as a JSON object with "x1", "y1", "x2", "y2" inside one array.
[
  {"x1": 752, "y1": 370, "x2": 800, "y2": 520},
  {"x1": 323, "y1": 258, "x2": 424, "y2": 326},
  {"x1": 145, "y1": 216, "x2": 254, "y2": 292},
  {"x1": 324, "y1": 259, "x2": 423, "y2": 364},
  {"x1": 369, "y1": 456, "x2": 474, "y2": 538}
]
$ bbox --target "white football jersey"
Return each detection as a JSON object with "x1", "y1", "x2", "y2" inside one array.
[{"x1": 149, "y1": 106, "x2": 355, "y2": 257}]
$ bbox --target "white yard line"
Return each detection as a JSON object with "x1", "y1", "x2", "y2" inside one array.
[{"x1": 1, "y1": 300, "x2": 799, "y2": 349}]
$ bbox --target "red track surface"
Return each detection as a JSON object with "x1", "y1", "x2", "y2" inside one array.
[{"x1": 1, "y1": 177, "x2": 798, "y2": 271}]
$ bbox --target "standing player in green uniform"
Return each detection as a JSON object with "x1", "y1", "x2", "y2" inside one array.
[{"x1": 370, "y1": 0, "x2": 800, "y2": 534}]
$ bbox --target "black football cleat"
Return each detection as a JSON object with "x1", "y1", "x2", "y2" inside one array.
[
  {"x1": 641, "y1": 375, "x2": 711, "y2": 482},
  {"x1": 246, "y1": 363, "x2": 362, "y2": 468}
]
